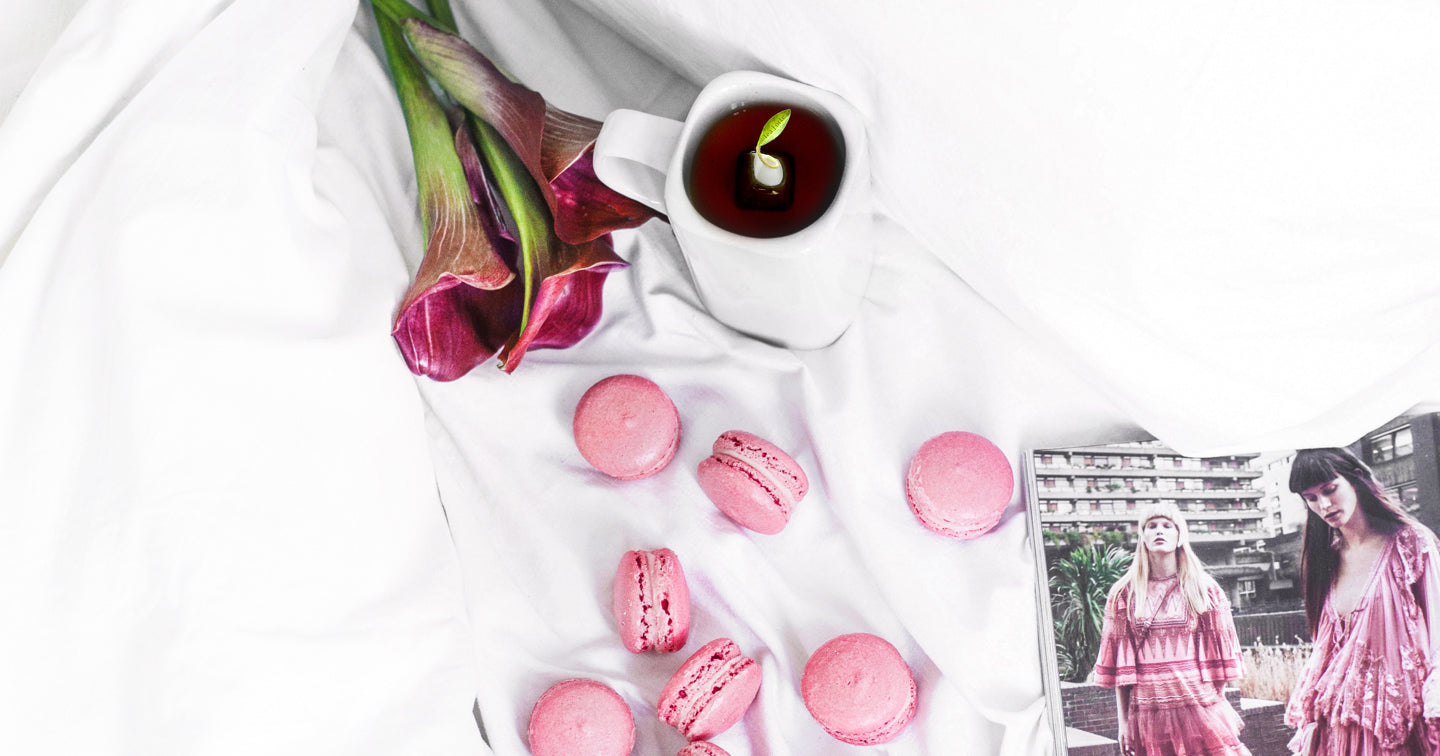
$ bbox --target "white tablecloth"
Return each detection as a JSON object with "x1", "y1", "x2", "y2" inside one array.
[{"x1": 3, "y1": 1, "x2": 1438, "y2": 754}]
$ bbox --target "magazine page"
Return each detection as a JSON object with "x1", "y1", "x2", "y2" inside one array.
[{"x1": 1029, "y1": 412, "x2": 1439, "y2": 756}]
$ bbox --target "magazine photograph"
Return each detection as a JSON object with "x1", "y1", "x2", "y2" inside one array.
[{"x1": 1030, "y1": 412, "x2": 1440, "y2": 756}]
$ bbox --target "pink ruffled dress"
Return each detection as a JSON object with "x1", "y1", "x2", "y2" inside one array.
[
  {"x1": 1094, "y1": 575, "x2": 1250, "y2": 756},
  {"x1": 1285, "y1": 525, "x2": 1440, "y2": 756}
]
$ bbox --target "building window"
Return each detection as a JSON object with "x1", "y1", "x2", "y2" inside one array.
[
  {"x1": 1400, "y1": 485, "x2": 1421, "y2": 512},
  {"x1": 1370, "y1": 426, "x2": 1413, "y2": 464},
  {"x1": 1238, "y1": 579, "x2": 1257, "y2": 600}
]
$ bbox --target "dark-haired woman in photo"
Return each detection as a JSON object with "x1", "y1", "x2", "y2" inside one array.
[
  {"x1": 1285, "y1": 447, "x2": 1440, "y2": 755},
  {"x1": 1094, "y1": 503, "x2": 1250, "y2": 756}
]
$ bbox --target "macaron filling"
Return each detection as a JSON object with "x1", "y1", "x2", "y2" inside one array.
[
  {"x1": 660, "y1": 642, "x2": 759, "y2": 739},
  {"x1": 698, "y1": 431, "x2": 810, "y2": 534},
  {"x1": 712, "y1": 433, "x2": 807, "y2": 501},
  {"x1": 711, "y1": 452, "x2": 790, "y2": 508},
  {"x1": 633, "y1": 551, "x2": 657, "y2": 650},
  {"x1": 616, "y1": 548, "x2": 688, "y2": 653},
  {"x1": 678, "y1": 654, "x2": 755, "y2": 737},
  {"x1": 714, "y1": 446, "x2": 794, "y2": 504},
  {"x1": 698, "y1": 456, "x2": 790, "y2": 534},
  {"x1": 646, "y1": 551, "x2": 684, "y2": 652},
  {"x1": 678, "y1": 742, "x2": 731, "y2": 756}
]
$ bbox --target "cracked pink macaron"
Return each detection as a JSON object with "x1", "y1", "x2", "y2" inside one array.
[
  {"x1": 905, "y1": 431, "x2": 1013, "y2": 539},
  {"x1": 677, "y1": 742, "x2": 731, "y2": 756},
  {"x1": 573, "y1": 375, "x2": 682, "y2": 480},
  {"x1": 527, "y1": 678, "x2": 635, "y2": 756},
  {"x1": 696, "y1": 430, "x2": 808, "y2": 534},
  {"x1": 613, "y1": 548, "x2": 691, "y2": 653},
  {"x1": 802, "y1": 633, "x2": 917, "y2": 746},
  {"x1": 657, "y1": 638, "x2": 762, "y2": 741}
]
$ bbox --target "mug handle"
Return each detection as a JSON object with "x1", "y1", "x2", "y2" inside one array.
[{"x1": 593, "y1": 109, "x2": 684, "y2": 214}]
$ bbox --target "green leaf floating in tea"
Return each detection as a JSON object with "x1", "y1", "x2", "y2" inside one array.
[
  {"x1": 754, "y1": 109, "x2": 791, "y2": 175},
  {"x1": 737, "y1": 108, "x2": 795, "y2": 211}
]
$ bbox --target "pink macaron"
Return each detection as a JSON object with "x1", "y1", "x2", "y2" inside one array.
[
  {"x1": 573, "y1": 375, "x2": 682, "y2": 480},
  {"x1": 904, "y1": 431, "x2": 1013, "y2": 539},
  {"x1": 657, "y1": 638, "x2": 762, "y2": 741},
  {"x1": 527, "y1": 678, "x2": 635, "y2": 756},
  {"x1": 696, "y1": 430, "x2": 808, "y2": 534},
  {"x1": 802, "y1": 633, "x2": 917, "y2": 746},
  {"x1": 613, "y1": 548, "x2": 691, "y2": 654},
  {"x1": 677, "y1": 742, "x2": 731, "y2": 756}
]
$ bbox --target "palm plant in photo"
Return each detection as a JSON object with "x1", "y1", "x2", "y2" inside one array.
[{"x1": 1051, "y1": 541, "x2": 1133, "y2": 682}]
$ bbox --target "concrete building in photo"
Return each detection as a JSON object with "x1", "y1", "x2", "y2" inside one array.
[
  {"x1": 1033, "y1": 441, "x2": 1277, "y2": 608},
  {"x1": 1354, "y1": 413, "x2": 1439, "y2": 533}
]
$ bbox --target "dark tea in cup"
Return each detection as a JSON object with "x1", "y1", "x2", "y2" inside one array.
[
  {"x1": 592, "y1": 71, "x2": 873, "y2": 348},
  {"x1": 685, "y1": 103, "x2": 846, "y2": 238}
]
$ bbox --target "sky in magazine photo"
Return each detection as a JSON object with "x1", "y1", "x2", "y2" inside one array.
[{"x1": 1029, "y1": 410, "x2": 1440, "y2": 756}]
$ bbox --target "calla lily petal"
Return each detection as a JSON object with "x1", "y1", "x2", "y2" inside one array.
[
  {"x1": 375, "y1": 13, "x2": 512, "y2": 294},
  {"x1": 401, "y1": 18, "x2": 658, "y2": 244},
  {"x1": 550, "y1": 150, "x2": 665, "y2": 244},
  {"x1": 497, "y1": 234, "x2": 626, "y2": 373},
  {"x1": 468, "y1": 113, "x2": 628, "y2": 372},
  {"x1": 378, "y1": 4, "x2": 656, "y2": 379},
  {"x1": 392, "y1": 273, "x2": 520, "y2": 382},
  {"x1": 452, "y1": 108, "x2": 519, "y2": 246},
  {"x1": 394, "y1": 112, "x2": 630, "y2": 379},
  {"x1": 539, "y1": 106, "x2": 602, "y2": 181},
  {"x1": 389, "y1": 110, "x2": 521, "y2": 379}
]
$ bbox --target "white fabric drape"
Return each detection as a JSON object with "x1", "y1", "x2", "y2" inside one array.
[{"x1": 4, "y1": 0, "x2": 1439, "y2": 754}]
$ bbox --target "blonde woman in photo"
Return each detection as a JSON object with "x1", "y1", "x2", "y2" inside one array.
[
  {"x1": 1285, "y1": 447, "x2": 1440, "y2": 755},
  {"x1": 1094, "y1": 503, "x2": 1250, "y2": 756}
]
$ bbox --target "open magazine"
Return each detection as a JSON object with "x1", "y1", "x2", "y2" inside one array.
[{"x1": 1027, "y1": 412, "x2": 1437, "y2": 756}]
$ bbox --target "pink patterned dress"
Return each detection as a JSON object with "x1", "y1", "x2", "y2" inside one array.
[
  {"x1": 1094, "y1": 574, "x2": 1250, "y2": 756},
  {"x1": 1285, "y1": 525, "x2": 1440, "y2": 756}
]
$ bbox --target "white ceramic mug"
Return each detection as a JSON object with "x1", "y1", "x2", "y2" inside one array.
[{"x1": 593, "y1": 71, "x2": 873, "y2": 350}]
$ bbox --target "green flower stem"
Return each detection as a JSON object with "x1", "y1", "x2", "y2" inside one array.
[
  {"x1": 470, "y1": 116, "x2": 550, "y2": 333},
  {"x1": 374, "y1": 10, "x2": 459, "y2": 241},
  {"x1": 424, "y1": 0, "x2": 458, "y2": 30},
  {"x1": 374, "y1": 4, "x2": 512, "y2": 297},
  {"x1": 370, "y1": 0, "x2": 454, "y2": 34}
]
